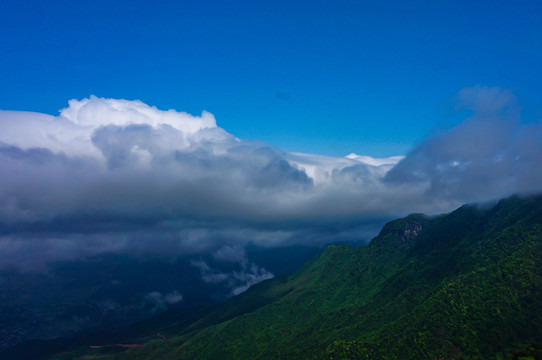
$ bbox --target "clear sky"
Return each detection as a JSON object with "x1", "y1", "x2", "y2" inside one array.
[{"x1": 1, "y1": 0, "x2": 541, "y2": 157}]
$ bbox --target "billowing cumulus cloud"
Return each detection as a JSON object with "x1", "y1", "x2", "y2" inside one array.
[{"x1": 1, "y1": 87, "x2": 541, "y2": 271}]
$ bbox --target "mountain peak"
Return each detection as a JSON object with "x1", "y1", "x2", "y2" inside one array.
[{"x1": 368, "y1": 213, "x2": 429, "y2": 256}]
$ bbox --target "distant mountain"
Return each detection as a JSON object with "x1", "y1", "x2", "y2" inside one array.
[{"x1": 6, "y1": 195, "x2": 542, "y2": 359}]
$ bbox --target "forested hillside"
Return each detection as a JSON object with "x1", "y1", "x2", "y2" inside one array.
[{"x1": 7, "y1": 195, "x2": 542, "y2": 360}]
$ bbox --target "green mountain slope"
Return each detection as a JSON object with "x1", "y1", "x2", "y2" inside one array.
[{"x1": 40, "y1": 195, "x2": 542, "y2": 359}]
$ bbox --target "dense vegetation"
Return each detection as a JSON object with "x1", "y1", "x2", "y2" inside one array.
[{"x1": 8, "y1": 195, "x2": 542, "y2": 359}]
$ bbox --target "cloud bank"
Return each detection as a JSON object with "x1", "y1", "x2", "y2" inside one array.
[{"x1": 1, "y1": 87, "x2": 541, "y2": 271}]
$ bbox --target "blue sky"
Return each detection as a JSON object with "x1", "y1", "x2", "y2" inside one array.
[{"x1": 1, "y1": 0, "x2": 541, "y2": 157}]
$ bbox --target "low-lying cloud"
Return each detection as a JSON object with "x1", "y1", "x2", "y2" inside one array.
[
  {"x1": 144, "y1": 290, "x2": 184, "y2": 312},
  {"x1": 191, "y1": 259, "x2": 274, "y2": 296},
  {"x1": 1, "y1": 87, "x2": 541, "y2": 271}
]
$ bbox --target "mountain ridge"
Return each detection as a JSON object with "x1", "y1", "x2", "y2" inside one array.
[{"x1": 5, "y1": 194, "x2": 542, "y2": 360}]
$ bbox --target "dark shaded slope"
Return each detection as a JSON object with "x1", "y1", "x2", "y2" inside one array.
[{"x1": 1, "y1": 274, "x2": 293, "y2": 360}]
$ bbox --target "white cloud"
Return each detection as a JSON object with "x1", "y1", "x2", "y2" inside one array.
[
  {"x1": 0, "y1": 88, "x2": 541, "y2": 271},
  {"x1": 286, "y1": 152, "x2": 402, "y2": 185},
  {"x1": 60, "y1": 96, "x2": 216, "y2": 133},
  {"x1": 0, "y1": 96, "x2": 222, "y2": 159}
]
